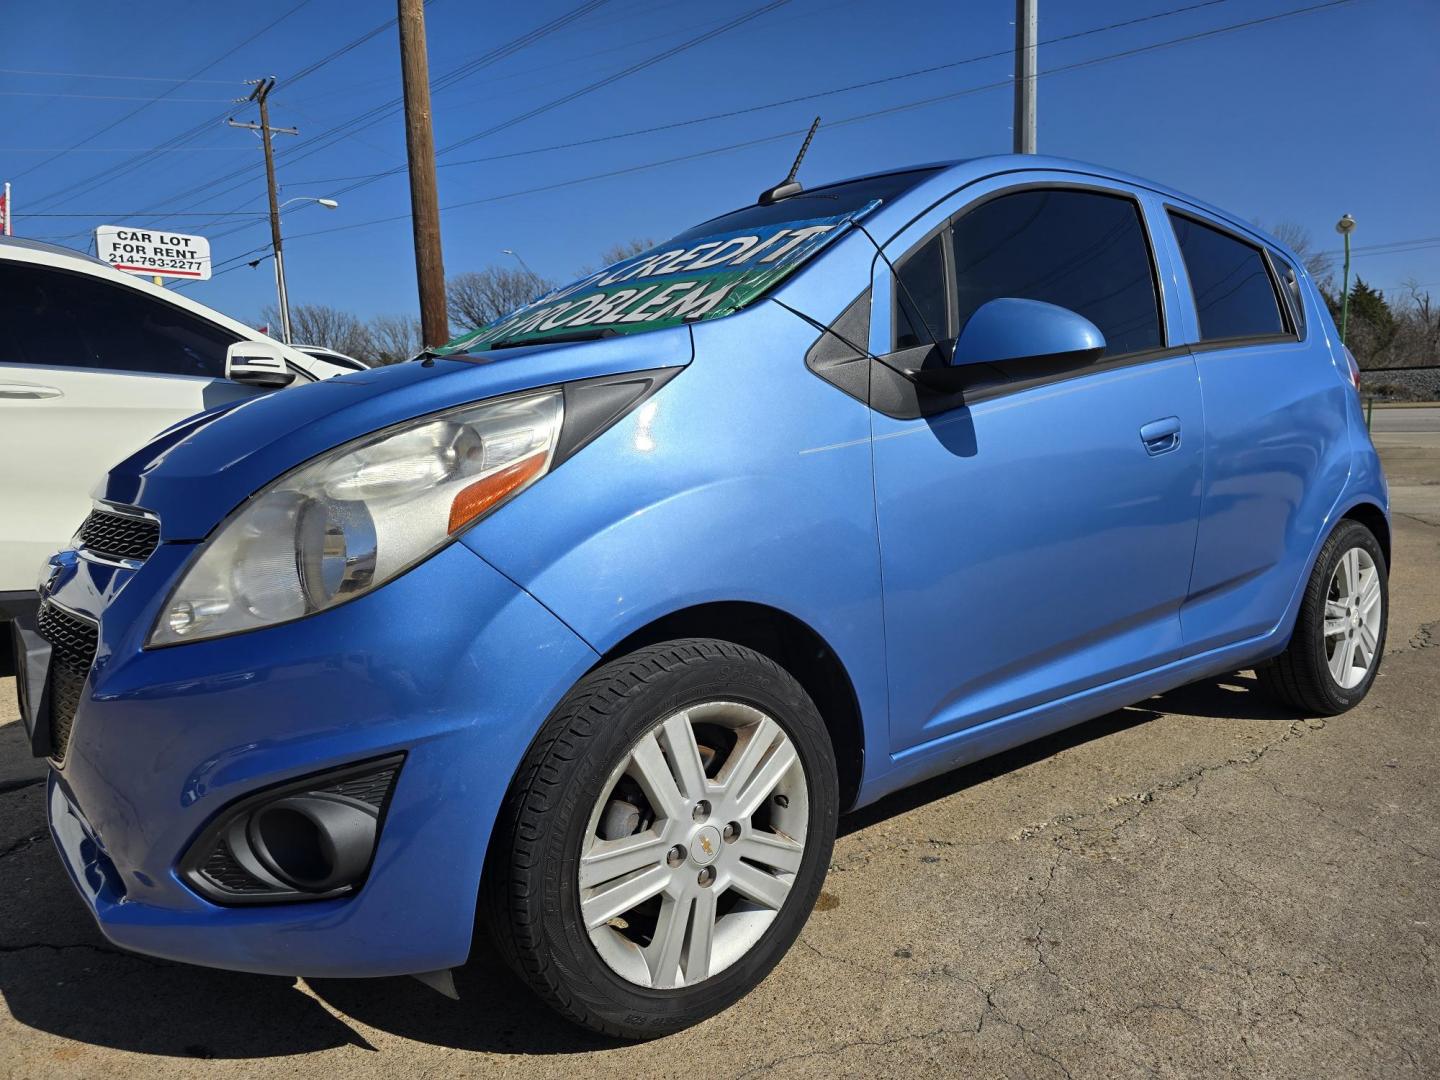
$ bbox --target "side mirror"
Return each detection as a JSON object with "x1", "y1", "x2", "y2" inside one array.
[
  {"x1": 951, "y1": 297, "x2": 1105, "y2": 369},
  {"x1": 226, "y1": 340, "x2": 296, "y2": 388}
]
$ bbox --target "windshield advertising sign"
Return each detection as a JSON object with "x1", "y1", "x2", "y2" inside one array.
[{"x1": 438, "y1": 207, "x2": 870, "y2": 354}]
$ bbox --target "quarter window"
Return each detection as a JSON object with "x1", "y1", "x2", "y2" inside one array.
[
  {"x1": 948, "y1": 189, "x2": 1163, "y2": 357},
  {"x1": 893, "y1": 232, "x2": 948, "y2": 350},
  {"x1": 0, "y1": 261, "x2": 238, "y2": 378},
  {"x1": 1168, "y1": 213, "x2": 1285, "y2": 342},
  {"x1": 1269, "y1": 249, "x2": 1306, "y2": 336}
]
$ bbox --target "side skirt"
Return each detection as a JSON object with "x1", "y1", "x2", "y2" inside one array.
[{"x1": 852, "y1": 628, "x2": 1286, "y2": 811}]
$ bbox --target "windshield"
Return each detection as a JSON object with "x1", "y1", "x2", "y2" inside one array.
[{"x1": 437, "y1": 167, "x2": 940, "y2": 354}]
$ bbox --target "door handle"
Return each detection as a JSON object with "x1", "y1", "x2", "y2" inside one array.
[
  {"x1": 1139, "y1": 416, "x2": 1181, "y2": 456},
  {"x1": 0, "y1": 382, "x2": 63, "y2": 400}
]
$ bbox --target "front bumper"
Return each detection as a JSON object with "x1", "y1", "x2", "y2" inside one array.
[{"x1": 39, "y1": 539, "x2": 598, "y2": 978}]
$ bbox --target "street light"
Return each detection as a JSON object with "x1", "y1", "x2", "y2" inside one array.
[
  {"x1": 1336, "y1": 213, "x2": 1356, "y2": 345},
  {"x1": 264, "y1": 196, "x2": 340, "y2": 344},
  {"x1": 501, "y1": 247, "x2": 540, "y2": 285}
]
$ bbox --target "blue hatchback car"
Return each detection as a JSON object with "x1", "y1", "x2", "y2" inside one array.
[{"x1": 16, "y1": 154, "x2": 1389, "y2": 1039}]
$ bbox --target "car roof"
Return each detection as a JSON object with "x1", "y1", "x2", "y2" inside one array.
[{"x1": 0, "y1": 234, "x2": 111, "y2": 267}]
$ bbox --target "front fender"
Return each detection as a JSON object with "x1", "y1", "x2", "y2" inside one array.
[{"x1": 460, "y1": 301, "x2": 892, "y2": 791}]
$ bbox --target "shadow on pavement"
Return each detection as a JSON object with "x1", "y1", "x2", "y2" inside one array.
[{"x1": 0, "y1": 670, "x2": 1288, "y2": 1059}]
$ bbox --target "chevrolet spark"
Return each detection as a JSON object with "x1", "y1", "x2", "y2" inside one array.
[{"x1": 16, "y1": 155, "x2": 1389, "y2": 1039}]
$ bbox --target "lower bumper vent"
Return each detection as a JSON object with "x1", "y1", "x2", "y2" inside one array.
[
  {"x1": 36, "y1": 602, "x2": 99, "y2": 763},
  {"x1": 183, "y1": 756, "x2": 403, "y2": 905}
]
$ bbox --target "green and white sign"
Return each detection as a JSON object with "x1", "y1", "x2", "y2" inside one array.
[{"x1": 439, "y1": 208, "x2": 868, "y2": 354}]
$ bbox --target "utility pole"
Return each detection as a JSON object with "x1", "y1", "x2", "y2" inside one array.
[
  {"x1": 228, "y1": 77, "x2": 299, "y2": 343},
  {"x1": 397, "y1": 0, "x2": 448, "y2": 346},
  {"x1": 1013, "y1": 0, "x2": 1037, "y2": 154}
]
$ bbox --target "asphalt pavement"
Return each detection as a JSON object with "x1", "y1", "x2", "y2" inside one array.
[{"x1": 2, "y1": 426, "x2": 1437, "y2": 1078}]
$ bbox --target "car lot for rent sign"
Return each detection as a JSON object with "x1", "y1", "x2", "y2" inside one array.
[{"x1": 95, "y1": 226, "x2": 212, "y2": 280}]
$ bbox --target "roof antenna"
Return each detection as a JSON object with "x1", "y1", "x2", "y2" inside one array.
[{"x1": 758, "y1": 116, "x2": 821, "y2": 205}]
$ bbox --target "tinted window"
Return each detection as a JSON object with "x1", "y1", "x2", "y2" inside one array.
[
  {"x1": 948, "y1": 189, "x2": 1162, "y2": 357},
  {"x1": 1169, "y1": 213, "x2": 1285, "y2": 341},
  {"x1": 0, "y1": 261, "x2": 238, "y2": 377},
  {"x1": 893, "y1": 232, "x2": 948, "y2": 349},
  {"x1": 1269, "y1": 248, "x2": 1306, "y2": 335}
]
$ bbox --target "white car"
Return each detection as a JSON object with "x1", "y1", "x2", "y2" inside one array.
[
  {"x1": 0, "y1": 236, "x2": 351, "y2": 650},
  {"x1": 294, "y1": 344, "x2": 370, "y2": 371}
]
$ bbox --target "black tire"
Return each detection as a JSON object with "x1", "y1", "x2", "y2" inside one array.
[
  {"x1": 1257, "y1": 519, "x2": 1388, "y2": 715},
  {"x1": 481, "y1": 638, "x2": 839, "y2": 1040}
]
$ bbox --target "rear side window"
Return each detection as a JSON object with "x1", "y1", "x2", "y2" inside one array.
[
  {"x1": 1269, "y1": 249, "x2": 1306, "y2": 335},
  {"x1": 0, "y1": 260, "x2": 238, "y2": 378},
  {"x1": 948, "y1": 189, "x2": 1163, "y2": 357},
  {"x1": 1168, "y1": 213, "x2": 1285, "y2": 342}
]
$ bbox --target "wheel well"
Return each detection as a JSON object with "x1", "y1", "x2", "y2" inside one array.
[
  {"x1": 600, "y1": 602, "x2": 866, "y2": 809},
  {"x1": 1343, "y1": 502, "x2": 1391, "y2": 567}
]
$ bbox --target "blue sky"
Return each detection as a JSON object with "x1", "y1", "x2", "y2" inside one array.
[{"x1": 6, "y1": 0, "x2": 1438, "y2": 326}]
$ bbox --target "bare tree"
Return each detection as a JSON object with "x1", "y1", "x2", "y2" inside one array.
[
  {"x1": 1260, "y1": 221, "x2": 1334, "y2": 286},
  {"x1": 262, "y1": 303, "x2": 372, "y2": 358},
  {"x1": 446, "y1": 267, "x2": 554, "y2": 331},
  {"x1": 576, "y1": 238, "x2": 658, "y2": 277},
  {"x1": 598, "y1": 237, "x2": 655, "y2": 266},
  {"x1": 367, "y1": 314, "x2": 423, "y2": 365}
]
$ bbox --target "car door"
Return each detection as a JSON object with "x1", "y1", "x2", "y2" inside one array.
[
  {"x1": 866, "y1": 178, "x2": 1205, "y2": 755},
  {"x1": 1159, "y1": 209, "x2": 1352, "y2": 651},
  {"x1": 0, "y1": 258, "x2": 261, "y2": 592}
]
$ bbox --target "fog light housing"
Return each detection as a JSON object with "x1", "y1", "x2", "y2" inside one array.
[{"x1": 180, "y1": 755, "x2": 403, "y2": 905}]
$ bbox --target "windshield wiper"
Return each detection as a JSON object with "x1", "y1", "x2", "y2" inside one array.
[{"x1": 488, "y1": 327, "x2": 620, "y2": 351}]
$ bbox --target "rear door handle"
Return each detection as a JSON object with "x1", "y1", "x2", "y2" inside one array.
[
  {"x1": 0, "y1": 382, "x2": 63, "y2": 400},
  {"x1": 1140, "y1": 416, "x2": 1181, "y2": 456}
]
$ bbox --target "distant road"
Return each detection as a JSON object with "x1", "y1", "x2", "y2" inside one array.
[{"x1": 1371, "y1": 406, "x2": 1440, "y2": 433}]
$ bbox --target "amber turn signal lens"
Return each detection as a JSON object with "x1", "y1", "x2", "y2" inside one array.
[{"x1": 447, "y1": 452, "x2": 547, "y2": 533}]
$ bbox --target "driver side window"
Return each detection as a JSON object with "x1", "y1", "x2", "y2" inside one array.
[{"x1": 948, "y1": 188, "x2": 1163, "y2": 358}]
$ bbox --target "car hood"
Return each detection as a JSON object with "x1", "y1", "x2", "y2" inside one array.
[{"x1": 100, "y1": 326, "x2": 692, "y2": 541}]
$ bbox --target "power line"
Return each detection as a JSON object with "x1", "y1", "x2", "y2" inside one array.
[
  {"x1": 118, "y1": 0, "x2": 618, "y2": 231},
  {"x1": 324, "y1": 0, "x2": 806, "y2": 203},
  {"x1": 176, "y1": 0, "x2": 1375, "y2": 281},
  {"x1": 23, "y1": 0, "x2": 416, "y2": 211},
  {"x1": 366, "y1": 0, "x2": 1246, "y2": 178},
  {"x1": 280, "y1": 0, "x2": 1362, "y2": 208},
  {"x1": 0, "y1": 90, "x2": 242, "y2": 102},
  {"x1": 66, "y1": 0, "x2": 1373, "y2": 247},
  {"x1": 0, "y1": 67, "x2": 240, "y2": 84},
  {"x1": 13, "y1": 0, "x2": 315, "y2": 185}
]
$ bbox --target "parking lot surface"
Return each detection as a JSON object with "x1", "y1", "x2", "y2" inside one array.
[{"x1": 2, "y1": 417, "x2": 1437, "y2": 1078}]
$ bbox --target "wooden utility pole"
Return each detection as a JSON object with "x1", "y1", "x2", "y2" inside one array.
[
  {"x1": 228, "y1": 77, "x2": 299, "y2": 342},
  {"x1": 397, "y1": 0, "x2": 448, "y2": 346},
  {"x1": 1013, "y1": 0, "x2": 1037, "y2": 154}
]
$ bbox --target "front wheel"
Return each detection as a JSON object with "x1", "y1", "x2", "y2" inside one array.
[
  {"x1": 483, "y1": 639, "x2": 838, "y2": 1039},
  {"x1": 1258, "y1": 518, "x2": 1388, "y2": 715}
]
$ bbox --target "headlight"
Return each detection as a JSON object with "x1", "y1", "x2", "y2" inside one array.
[{"x1": 149, "y1": 389, "x2": 563, "y2": 646}]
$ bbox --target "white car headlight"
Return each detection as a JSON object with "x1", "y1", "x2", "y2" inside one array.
[{"x1": 149, "y1": 388, "x2": 563, "y2": 646}]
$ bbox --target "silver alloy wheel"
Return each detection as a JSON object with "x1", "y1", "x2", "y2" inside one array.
[
  {"x1": 1324, "y1": 545, "x2": 1383, "y2": 689},
  {"x1": 578, "y1": 700, "x2": 809, "y2": 989}
]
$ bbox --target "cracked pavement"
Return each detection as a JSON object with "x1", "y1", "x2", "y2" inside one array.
[{"x1": 2, "y1": 417, "x2": 1437, "y2": 1078}]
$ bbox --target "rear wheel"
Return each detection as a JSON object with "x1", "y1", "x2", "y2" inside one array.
[
  {"x1": 483, "y1": 639, "x2": 838, "y2": 1039},
  {"x1": 1258, "y1": 519, "x2": 1387, "y2": 715}
]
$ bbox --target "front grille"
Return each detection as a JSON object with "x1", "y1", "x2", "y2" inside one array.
[
  {"x1": 36, "y1": 602, "x2": 99, "y2": 763},
  {"x1": 77, "y1": 507, "x2": 159, "y2": 563}
]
